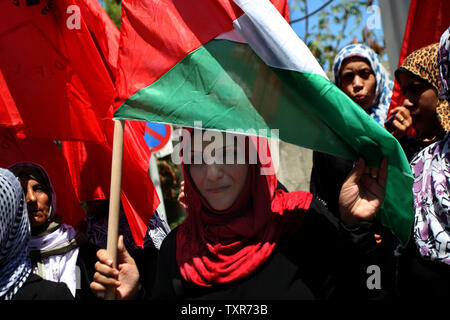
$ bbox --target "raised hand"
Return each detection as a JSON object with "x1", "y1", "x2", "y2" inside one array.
[
  {"x1": 386, "y1": 106, "x2": 412, "y2": 139},
  {"x1": 339, "y1": 157, "x2": 388, "y2": 225}
]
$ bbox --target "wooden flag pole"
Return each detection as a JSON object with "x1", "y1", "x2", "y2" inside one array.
[{"x1": 105, "y1": 119, "x2": 125, "y2": 300}]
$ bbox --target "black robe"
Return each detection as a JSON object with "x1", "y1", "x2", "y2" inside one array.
[{"x1": 151, "y1": 198, "x2": 391, "y2": 300}]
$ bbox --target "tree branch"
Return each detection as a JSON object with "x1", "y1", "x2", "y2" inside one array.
[{"x1": 290, "y1": 0, "x2": 334, "y2": 25}]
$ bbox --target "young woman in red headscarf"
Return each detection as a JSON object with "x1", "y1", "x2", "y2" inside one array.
[{"x1": 90, "y1": 131, "x2": 388, "y2": 300}]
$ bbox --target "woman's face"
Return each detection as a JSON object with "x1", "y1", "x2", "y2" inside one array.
[
  {"x1": 339, "y1": 56, "x2": 377, "y2": 111},
  {"x1": 398, "y1": 72, "x2": 441, "y2": 138},
  {"x1": 23, "y1": 179, "x2": 51, "y2": 228},
  {"x1": 188, "y1": 139, "x2": 249, "y2": 212}
]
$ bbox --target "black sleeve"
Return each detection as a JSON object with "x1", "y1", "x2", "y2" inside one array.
[
  {"x1": 151, "y1": 229, "x2": 179, "y2": 300},
  {"x1": 75, "y1": 242, "x2": 101, "y2": 300},
  {"x1": 309, "y1": 151, "x2": 353, "y2": 217},
  {"x1": 13, "y1": 274, "x2": 74, "y2": 300},
  {"x1": 305, "y1": 198, "x2": 390, "y2": 299},
  {"x1": 398, "y1": 135, "x2": 423, "y2": 162}
]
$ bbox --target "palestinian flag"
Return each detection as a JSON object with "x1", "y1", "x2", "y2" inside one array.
[{"x1": 114, "y1": 0, "x2": 414, "y2": 246}]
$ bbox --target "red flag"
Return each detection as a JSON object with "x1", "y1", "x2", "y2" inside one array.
[
  {"x1": 0, "y1": 0, "x2": 160, "y2": 244},
  {"x1": 0, "y1": 127, "x2": 85, "y2": 227},
  {"x1": 61, "y1": 0, "x2": 160, "y2": 246},
  {"x1": 387, "y1": 0, "x2": 450, "y2": 118},
  {"x1": 0, "y1": 0, "x2": 115, "y2": 142},
  {"x1": 62, "y1": 115, "x2": 160, "y2": 247},
  {"x1": 0, "y1": 69, "x2": 22, "y2": 128},
  {"x1": 61, "y1": 140, "x2": 111, "y2": 201}
]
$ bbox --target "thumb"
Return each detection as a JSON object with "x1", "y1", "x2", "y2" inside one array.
[{"x1": 117, "y1": 235, "x2": 133, "y2": 264}]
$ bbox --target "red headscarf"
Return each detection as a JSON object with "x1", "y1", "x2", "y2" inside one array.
[{"x1": 176, "y1": 133, "x2": 313, "y2": 287}]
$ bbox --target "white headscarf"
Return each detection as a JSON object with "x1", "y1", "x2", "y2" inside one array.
[{"x1": 0, "y1": 168, "x2": 32, "y2": 300}]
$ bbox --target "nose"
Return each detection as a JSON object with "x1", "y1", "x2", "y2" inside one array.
[
  {"x1": 205, "y1": 164, "x2": 224, "y2": 182},
  {"x1": 402, "y1": 97, "x2": 415, "y2": 112},
  {"x1": 352, "y1": 76, "x2": 364, "y2": 91},
  {"x1": 26, "y1": 185, "x2": 37, "y2": 203}
]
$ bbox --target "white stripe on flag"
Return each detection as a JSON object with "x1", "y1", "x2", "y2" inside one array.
[
  {"x1": 215, "y1": 28, "x2": 247, "y2": 43},
  {"x1": 232, "y1": 0, "x2": 327, "y2": 78}
]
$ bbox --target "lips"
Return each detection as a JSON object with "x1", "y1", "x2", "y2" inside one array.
[
  {"x1": 29, "y1": 210, "x2": 42, "y2": 216},
  {"x1": 353, "y1": 94, "x2": 367, "y2": 102},
  {"x1": 206, "y1": 185, "x2": 230, "y2": 193},
  {"x1": 28, "y1": 208, "x2": 45, "y2": 216}
]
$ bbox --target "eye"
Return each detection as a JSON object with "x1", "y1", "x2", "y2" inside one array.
[
  {"x1": 190, "y1": 151, "x2": 204, "y2": 165},
  {"x1": 359, "y1": 69, "x2": 372, "y2": 79},
  {"x1": 341, "y1": 72, "x2": 354, "y2": 82},
  {"x1": 404, "y1": 83, "x2": 424, "y2": 96},
  {"x1": 33, "y1": 185, "x2": 46, "y2": 194},
  {"x1": 410, "y1": 83, "x2": 424, "y2": 93}
]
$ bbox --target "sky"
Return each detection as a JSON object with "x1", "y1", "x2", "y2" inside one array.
[{"x1": 288, "y1": 0, "x2": 385, "y2": 50}]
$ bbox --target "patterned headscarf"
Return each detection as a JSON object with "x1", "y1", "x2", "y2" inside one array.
[
  {"x1": 410, "y1": 133, "x2": 450, "y2": 265},
  {"x1": 395, "y1": 43, "x2": 450, "y2": 133},
  {"x1": 0, "y1": 168, "x2": 32, "y2": 300},
  {"x1": 438, "y1": 27, "x2": 450, "y2": 101},
  {"x1": 333, "y1": 43, "x2": 393, "y2": 125}
]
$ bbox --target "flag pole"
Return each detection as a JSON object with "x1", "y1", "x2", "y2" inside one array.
[{"x1": 105, "y1": 119, "x2": 125, "y2": 300}]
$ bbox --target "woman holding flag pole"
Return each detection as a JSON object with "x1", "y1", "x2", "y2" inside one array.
[
  {"x1": 91, "y1": 130, "x2": 389, "y2": 300},
  {"x1": 89, "y1": 0, "x2": 414, "y2": 300}
]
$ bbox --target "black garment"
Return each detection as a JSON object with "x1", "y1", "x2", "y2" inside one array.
[
  {"x1": 75, "y1": 241, "x2": 101, "y2": 300},
  {"x1": 310, "y1": 151, "x2": 398, "y2": 295},
  {"x1": 12, "y1": 274, "x2": 74, "y2": 300},
  {"x1": 131, "y1": 247, "x2": 160, "y2": 294},
  {"x1": 397, "y1": 234, "x2": 450, "y2": 298},
  {"x1": 151, "y1": 198, "x2": 389, "y2": 300},
  {"x1": 310, "y1": 151, "x2": 353, "y2": 217},
  {"x1": 397, "y1": 135, "x2": 424, "y2": 163}
]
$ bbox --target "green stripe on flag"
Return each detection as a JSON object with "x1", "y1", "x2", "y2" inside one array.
[{"x1": 115, "y1": 39, "x2": 414, "y2": 246}]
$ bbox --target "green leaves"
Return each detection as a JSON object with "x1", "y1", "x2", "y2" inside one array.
[{"x1": 103, "y1": 0, "x2": 121, "y2": 29}]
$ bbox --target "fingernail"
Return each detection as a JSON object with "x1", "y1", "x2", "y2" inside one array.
[{"x1": 106, "y1": 259, "x2": 113, "y2": 266}]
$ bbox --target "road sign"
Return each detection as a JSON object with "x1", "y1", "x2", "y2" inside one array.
[{"x1": 144, "y1": 122, "x2": 172, "y2": 154}]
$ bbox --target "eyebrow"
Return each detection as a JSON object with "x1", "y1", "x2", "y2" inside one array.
[{"x1": 342, "y1": 67, "x2": 372, "y2": 73}]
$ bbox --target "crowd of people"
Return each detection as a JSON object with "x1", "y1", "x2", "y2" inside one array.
[{"x1": 1, "y1": 26, "x2": 450, "y2": 300}]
